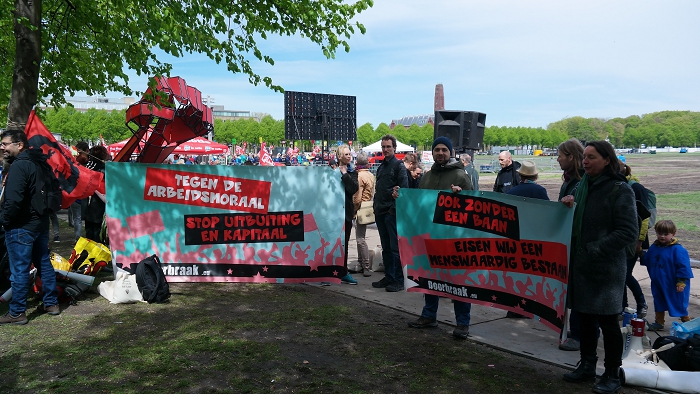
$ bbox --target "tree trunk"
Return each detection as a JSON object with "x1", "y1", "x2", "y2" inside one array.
[{"x1": 7, "y1": 0, "x2": 42, "y2": 131}]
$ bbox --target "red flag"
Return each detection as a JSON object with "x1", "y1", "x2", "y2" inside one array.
[
  {"x1": 24, "y1": 110, "x2": 106, "y2": 208},
  {"x1": 259, "y1": 142, "x2": 273, "y2": 166}
]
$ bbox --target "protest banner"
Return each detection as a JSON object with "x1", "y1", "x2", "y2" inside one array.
[
  {"x1": 105, "y1": 163, "x2": 347, "y2": 283},
  {"x1": 397, "y1": 189, "x2": 574, "y2": 332}
]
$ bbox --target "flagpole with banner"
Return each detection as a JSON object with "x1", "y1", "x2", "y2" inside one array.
[{"x1": 24, "y1": 110, "x2": 106, "y2": 207}]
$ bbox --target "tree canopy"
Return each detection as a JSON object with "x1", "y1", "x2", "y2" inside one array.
[
  {"x1": 2, "y1": 0, "x2": 373, "y2": 129},
  {"x1": 41, "y1": 107, "x2": 700, "y2": 153}
]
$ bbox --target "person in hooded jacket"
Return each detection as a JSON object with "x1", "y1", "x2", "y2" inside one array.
[{"x1": 407, "y1": 137, "x2": 473, "y2": 339}]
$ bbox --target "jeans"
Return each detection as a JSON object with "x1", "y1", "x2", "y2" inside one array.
[
  {"x1": 579, "y1": 312, "x2": 623, "y2": 372},
  {"x1": 355, "y1": 221, "x2": 370, "y2": 268},
  {"x1": 69, "y1": 201, "x2": 82, "y2": 241},
  {"x1": 623, "y1": 254, "x2": 646, "y2": 309},
  {"x1": 6, "y1": 228, "x2": 58, "y2": 315},
  {"x1": 375, "y1": 212, "x2": 403, "y2": 285},
  {"x1": 422, "y1": 294, "x2": 472, "y2": 326}
]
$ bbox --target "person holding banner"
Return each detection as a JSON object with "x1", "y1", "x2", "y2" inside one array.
[
  {"x1": 408, "y1": 136, "x2": 474, "y2": 339},
  {"x1": 337, "y1": 145, "x2": 359, "y2": 285},
  {"x1": 371, "y1": 135, "x2": 409, "y2": 292},
  {"x1": 561, "y1": 140, "x2": 638, "y2": 394},
  {"x1": 556, "y1": 138, "x2": 587, "y2": 352}
]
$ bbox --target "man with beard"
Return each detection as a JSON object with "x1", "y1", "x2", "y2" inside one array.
[
  {"x1": 408, "y1": 137, "x2": 473, "y2": 339},
  {"x1": 493, "y1": 151, "x2": 520, "y2": 193},
  {"x1": 0, "y1": 130, "x2": 59, "y2": 324},
  {"x1": 371, "y1": 135, "x2": 408, "y2": 292}
]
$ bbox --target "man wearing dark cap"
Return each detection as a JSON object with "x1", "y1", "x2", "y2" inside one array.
[{"x1": 408, "y1": 136, "x2": 474, "y2": 339}]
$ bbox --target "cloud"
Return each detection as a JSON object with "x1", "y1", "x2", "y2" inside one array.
[{"x1": 111, "y1": 0, "x2": 700, "y2": 129}]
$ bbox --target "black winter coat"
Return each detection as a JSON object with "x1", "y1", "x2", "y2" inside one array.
[
  {"x1": 341, "y1": 168, "x2": 359, "y2": 222},
  {"x1": 373, "y1": 155, "x2": 408, "y2": 216},
  {"x1": 493, "y1": 161, "x2": 521, "y2": 193},
  {"x1": 567, "y1": 174, "x2": 639, "y2": 315},
  {"x1": 0, "y1": 150, "x2": 49, "y2": 232}
]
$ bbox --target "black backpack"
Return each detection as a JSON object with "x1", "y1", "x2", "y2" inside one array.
[
  {"x1": 652, "y1": 334, "x2": 700, "y2": 371},
  {"x1": 134, "y1": 255, "x2": 171, "y2": 303},
  {"x1": 28, "y1": 155, "x2": 62, "y2": 215}
]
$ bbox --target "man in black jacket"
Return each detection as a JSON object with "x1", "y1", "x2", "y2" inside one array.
[
  {"x1": 371, "y1": 135, "x2": 408, "y2": 292},
  {"x1": 493, "y1": 151, "x2": 521, "y2": 193},
  {"x1": 0, "y1": 130, "x2": 60, "y2": 325}
]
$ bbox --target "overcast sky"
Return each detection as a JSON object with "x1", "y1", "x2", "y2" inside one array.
[{"x1": 125, "y1": 0, "x2": 700, "y2": 129}]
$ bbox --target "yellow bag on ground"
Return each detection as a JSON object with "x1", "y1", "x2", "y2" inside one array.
[
  {"x1": 50, "y1": 252, "x2": 72, "y2": 272},
  {"x1": 69, "y1": 237, "x2": 111, "y2": 275}
]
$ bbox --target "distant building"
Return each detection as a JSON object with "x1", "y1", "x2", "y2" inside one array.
[
  {"x1": 57, "y1": 96, "x2": 135, "y2": 112},
  {"x1": 389, "y1": 114, "x2": 434, "y2": 130},
  {"x1": 209, "y1": 106, "x2": 256, "y2": 121}
]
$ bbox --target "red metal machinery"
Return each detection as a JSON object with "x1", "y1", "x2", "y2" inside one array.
[{"x1": 115, "y1": 76, "x2": 214, "y2": 163}]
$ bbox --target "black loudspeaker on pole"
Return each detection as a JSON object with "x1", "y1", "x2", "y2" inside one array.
[{"x1": 434, "y1": 110, "x2": 486, "y2": 153}]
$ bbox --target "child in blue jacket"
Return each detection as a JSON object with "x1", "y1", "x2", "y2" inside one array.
[{"x1": 642, "y1": 220, "x2": 693, "y2": 331}]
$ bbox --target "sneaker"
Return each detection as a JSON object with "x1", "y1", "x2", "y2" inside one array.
[
  {"x1": 372, "y1": 277, "x2": 391, "y2": 288},
  {"x1": 408, "y1": 316, "x2": 438, "y2": 328},
  {"x1": 647, "y1": 322, "x2": 664, "y2": 331},
  {"x1": 636, "y1": 304, "x2": 648, "y2": 318},
  {"x1": 453, "y1": 325, "x2": 469, "y2": 339},
  {"x1": 559, "y1": 338, "x2": 580, "y2": 351},
  {"x1": 53, "y1": 235, "x2": 60, "y2": 243},
  {"x1": 362, "y1": 268, "x2": 372, "y2": 277},
  {"x1": 340, "y1": 274, "x2": 357, "y2": 285},
  {"x1": 41, "y1": 304, "x2": 61, "y2": 316},
  {"x1": 0, "y1": 312, "x2": 28, "y2": 325},
  {"x1": 385, "y1": 282, "x2": 404, "y2": 292}
]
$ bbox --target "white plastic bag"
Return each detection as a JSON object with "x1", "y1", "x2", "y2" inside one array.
[
  {"x1": 371, "y1": 245, "x2": 384, "y2": 272},
  {"x1": 98, "y1": 271, "x2": 144, "y2": 304}
]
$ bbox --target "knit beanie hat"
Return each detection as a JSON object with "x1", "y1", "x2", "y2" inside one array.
[{"x1": 432, "y1": 136, "x2": 453, "y2": 154}]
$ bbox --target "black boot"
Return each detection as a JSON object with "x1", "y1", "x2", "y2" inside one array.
[
  {"x1": 592, "y1": 368, "x2": 621, "y2": 394},
  {"x1": 563, "y1": 357, "x2": 597, "y2": 383}
]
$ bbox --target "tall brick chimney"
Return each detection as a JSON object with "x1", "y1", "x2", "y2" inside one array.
[{"x1": 434, "y1": 84, "x2": 444, "y2": 111}]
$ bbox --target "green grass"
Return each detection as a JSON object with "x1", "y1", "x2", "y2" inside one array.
[{"x1": 656, "y1": 191, "x2": 700, "y2": 231}]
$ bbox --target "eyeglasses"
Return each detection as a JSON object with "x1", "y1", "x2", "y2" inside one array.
[{"x1": 0, "y1": 141, "x2": 18, "y2": 147}]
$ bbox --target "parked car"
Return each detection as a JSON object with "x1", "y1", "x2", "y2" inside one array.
[{"x1": 680, "y1": 147, "x2": 688, "y2": 153}]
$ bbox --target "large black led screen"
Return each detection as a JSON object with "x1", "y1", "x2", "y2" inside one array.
[{"x1": 284, "y1": 91, "x2": 357, "y2": 141}]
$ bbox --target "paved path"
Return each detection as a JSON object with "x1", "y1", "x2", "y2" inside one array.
[{"x1": 314, "y1": 225, "x2": 700, "y2": 376}]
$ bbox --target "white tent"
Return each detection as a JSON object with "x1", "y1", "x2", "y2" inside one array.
[{"x1": 361, "y1": 139, "x2": 415, "y2": 153}]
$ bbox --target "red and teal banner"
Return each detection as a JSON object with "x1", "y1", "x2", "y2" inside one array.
[
  {"x1": 105, "y1": 163, "x2": 346, "y2": 283},
  {"x1": 397, "y1": 189, "x2": 574, "y2": 332}
]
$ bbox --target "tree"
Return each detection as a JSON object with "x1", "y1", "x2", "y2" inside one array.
[
  {"x1": 5, "y1": 0, "x2": 373, "y2": 130},
  {"x1": 356, "y1": 122, "x2": 374, "y2": 146}
]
